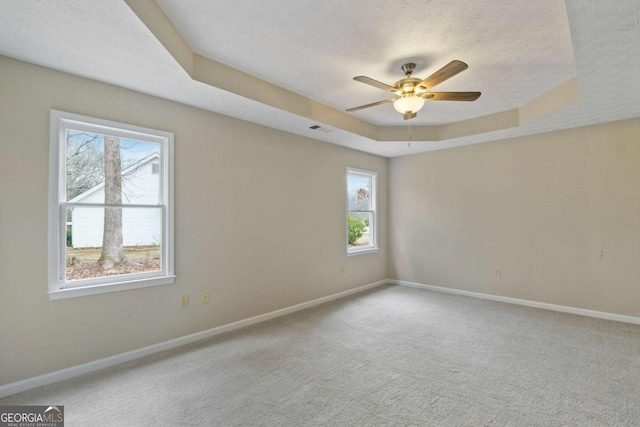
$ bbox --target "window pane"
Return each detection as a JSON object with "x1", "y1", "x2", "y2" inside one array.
[
  {"x1": 348, "y1": 212, "x2": 372, "y2": 248},
  {"x1": 66, "y1": 206, "x2": 162, "y2": 281},
  {"x1": 66, "y1": 130, "x2": 161, "y2": 205},
  {"x1": 65, "y1": 130, "x2": 105, "y2": 201},
  {"x1": 347, "y1": 172, "x2": 372, "y2": 211}
]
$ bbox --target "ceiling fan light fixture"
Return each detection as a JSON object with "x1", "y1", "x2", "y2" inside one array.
[
  {"x1": 393, "y1": 94, "x2": 425, "y2": 114},
  {"x1": 347, "y1": 60, "x2": 479, "y2": 118}
]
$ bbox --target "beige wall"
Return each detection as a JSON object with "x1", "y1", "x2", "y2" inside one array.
[
  {"x1": 0, "y1": 56, "x2": 388, "y2": 385},
  {"x1": 3, "y1": 52, "x2": 639, "y2": 387},
  {"x1": 389, "y1": 118, "x2": 640, "y2": 317}
]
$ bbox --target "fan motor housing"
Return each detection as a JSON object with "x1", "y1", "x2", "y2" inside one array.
[{"x1": 394, "y1": 77, "x2": 423, "y2": 94}]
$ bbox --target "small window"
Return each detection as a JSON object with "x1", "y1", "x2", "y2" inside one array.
[
  {"x1": 346, "y1": 168, "x2": 377, "y2": 255},
  {"x1": 49, "y1": 110, "x2": 175, "y2": 299}
]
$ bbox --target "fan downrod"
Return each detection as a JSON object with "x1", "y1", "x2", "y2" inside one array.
[{"x1": 401, "y1": 63, "x2": 416, "y2": 77}]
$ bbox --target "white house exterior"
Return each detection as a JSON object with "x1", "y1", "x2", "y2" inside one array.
[{"x1": 69, "y1": 154, "x2": 162, "y2": 248}]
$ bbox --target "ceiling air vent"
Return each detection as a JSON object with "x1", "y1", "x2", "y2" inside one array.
[{"x1": 309, "y1": 125, "x2": 333, "y2": 133}]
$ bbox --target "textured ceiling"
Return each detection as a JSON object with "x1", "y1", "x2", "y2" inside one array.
[
  {"x1": 0, "y1": 1, "x2": 639, "y2": 157},
  {"x1": 156, "y1": 0, "x2": 576, "y2": 126}
]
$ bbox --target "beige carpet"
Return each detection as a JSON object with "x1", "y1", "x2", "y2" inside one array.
[{"x1": 3, "y1": 285, "x2": 640, "y2": 426}]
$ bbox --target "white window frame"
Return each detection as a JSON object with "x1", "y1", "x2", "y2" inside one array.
[
  {"x1": 48, "y1": 110, "x2": 175, "y2": 300},
  {"x1": 346, "y1": 167, "x2": 378, "y2": 256}
]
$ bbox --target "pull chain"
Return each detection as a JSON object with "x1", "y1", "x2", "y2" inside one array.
[{"x1": 408, "y1": 122, "x2": 412, "y2": 148}]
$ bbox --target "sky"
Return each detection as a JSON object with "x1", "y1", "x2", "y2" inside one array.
[{"x1": 67, "y1": 130, "x2": 159, "y2": 165}]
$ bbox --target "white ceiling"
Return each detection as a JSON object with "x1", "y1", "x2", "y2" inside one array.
[
  {"x1": 1, "y1": 1, "x2": 639, "y2": 157},
  {"x1": 156, "y1": 0, "x2": 575, "y2": 126}
]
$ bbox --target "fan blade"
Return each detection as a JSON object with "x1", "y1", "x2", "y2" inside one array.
[
  {"x1": 353, "y1": 76, "x2": 399, "y2": 93},
  {"x1": 421, "y1": 92, "x2": 481, "y2": 101},
  {"x1": 416, "y1": 60, "x2": 468, "y2": 90},
  {"x1": 346, "y1": 98, "x2": 397, "y2": 112}
]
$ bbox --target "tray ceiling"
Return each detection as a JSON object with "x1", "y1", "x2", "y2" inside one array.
[
  {"x1": 0, "y1": 1, "x2": 639, "y2": 157},
  {"x1": 156, "y1": 0, "x2": 576, "y2": 127}
]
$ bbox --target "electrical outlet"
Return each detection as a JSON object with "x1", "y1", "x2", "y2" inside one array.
[
  {"x1": 180, "y1": 295, "x2": 189, "y2": 308},
  {"x1": 202, "y1": 291, "x2": 210, "y2": 304},
  {"x1": 340, "y1": 265, "x2": 346, "y2": 274},
  {"x1": 494, "y1": 268, "x2": 502, "y2": 278}
]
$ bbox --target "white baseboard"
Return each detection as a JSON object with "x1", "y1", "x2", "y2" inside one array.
[
  {"x1": 0, "y1": 280, "x2": 387, "y2": 399},
  {"x1": 389, "y1": 279, "x2": 640, "y2": 326},
  {"x1": 8, "y1": 278, "x2": 635, "y2": 399}
]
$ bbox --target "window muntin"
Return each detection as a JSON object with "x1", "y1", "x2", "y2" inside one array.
[
  {"x1": 49, "y1": 110, "x2": 174, "y2": 299},
  {"x1": 347, "y1": 168, "x2": 377, "y2": 254}
]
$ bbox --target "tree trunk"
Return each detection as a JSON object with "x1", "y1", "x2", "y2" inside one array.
[{"x1": 99, "y1": 136, "x2": 125, "y2": 269}]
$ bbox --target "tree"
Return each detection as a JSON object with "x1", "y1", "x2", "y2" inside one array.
[
  {"x1": 66, "y1": 132, "x2": 141, "y2": 200},
  {"x1": 98, "y1": 136, "x2": 126, "y2": 269},
  {"x1": 66, "y1": 133, "x2": 104, "y2": 199},
  {"x1": 348, "y1": 215, "x2": 366, "y2": 245}
]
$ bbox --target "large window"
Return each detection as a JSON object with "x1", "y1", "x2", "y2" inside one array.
[
  {"x1": 347, "y1": 168, "x2": 377, "y2": 255},
  {"x1": 48, "y1": 110, "x2": 174, "y2": 299}
]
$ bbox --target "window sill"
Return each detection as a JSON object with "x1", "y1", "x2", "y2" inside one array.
[
  {"x1": 49, "y1": 275, "x2": 176, "y2": 300},
  {"x1": 347, "y1": 247, "x2": 379, "y2": 257}
]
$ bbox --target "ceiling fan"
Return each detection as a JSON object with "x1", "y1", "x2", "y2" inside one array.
[{"x1": 346, "y1": 60, "x2": 481, "y2": 120}]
